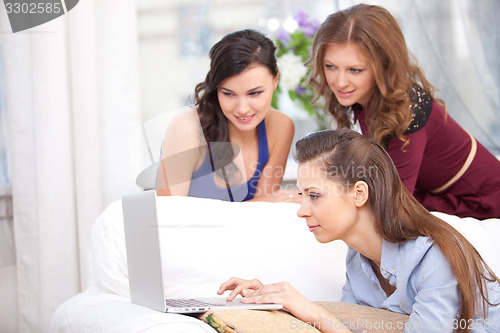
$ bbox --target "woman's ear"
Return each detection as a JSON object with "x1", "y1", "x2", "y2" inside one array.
[
  {"x1": 273, "y1": 70, "x2": 280, "y2": 90},
  {"x1": 352, "y1": 180, "x2": 369, "y2": 207}
]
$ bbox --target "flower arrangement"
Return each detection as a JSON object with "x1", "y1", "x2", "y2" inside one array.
[{"x1": 271, "y1": 9, "x2": 329, "y2": 130}]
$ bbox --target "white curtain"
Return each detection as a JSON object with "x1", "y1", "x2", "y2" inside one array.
[
  {"x1": 0, "y1": 0, "x2": 142, "y2": 332},
  {"x1": 397, "y1": 0, "x2": 500, "y2": 153}
]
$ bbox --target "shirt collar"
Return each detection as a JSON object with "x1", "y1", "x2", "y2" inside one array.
[
  {"x1": 380, "y1": 239, "x2": 399, "y2": 285},
  {"x1": 357, "y1": 238, "x2": 400, "y2": 286}
]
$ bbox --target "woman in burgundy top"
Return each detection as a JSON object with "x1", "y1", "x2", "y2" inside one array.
[{"x1": 307, "y1": 4, "x2": 500, "y2": 219}]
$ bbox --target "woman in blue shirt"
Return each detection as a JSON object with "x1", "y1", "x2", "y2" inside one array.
[
  {"x1": 155, "y1": 29, "x2": 296, "y2": 202},
  {"x1": 219, "y1": 129, "x2": 500, "y2": 332}
]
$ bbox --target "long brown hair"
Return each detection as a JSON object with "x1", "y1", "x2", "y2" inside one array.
[
  {"x1": 308, "y1": 4, "x2": 442, "y2": 146},
  {"x1": 294, "y1": 128, "x2": 499, "y2": 333}
]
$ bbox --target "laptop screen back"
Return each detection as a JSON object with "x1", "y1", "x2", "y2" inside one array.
[{"x1": 122, "y1": 190, "x2": 166, "y2": 312}]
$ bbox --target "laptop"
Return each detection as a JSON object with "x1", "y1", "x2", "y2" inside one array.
[{"x1": 121, "y1": 190, "x2": 283, "y2": 313}]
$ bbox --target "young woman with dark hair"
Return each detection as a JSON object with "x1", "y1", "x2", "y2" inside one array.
[
  {"x1": 156, "y1": 29, "x2": 296, "y2": 202},
  {"x1": 307, "y1": 4, "x2": 500, "y2": 219},
  {"x1": 219, "y1": 128, "x2": 500, "y2": 333}
]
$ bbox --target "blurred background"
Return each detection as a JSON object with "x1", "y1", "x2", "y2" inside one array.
[
  {"x1": 0, "y1": 0, "x2": 498, "y2": 332},
  {"x1": 136, "y1": 0, "x2": 500, "y2": 154}
]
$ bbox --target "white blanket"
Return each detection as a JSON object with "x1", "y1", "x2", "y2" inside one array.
[{"x1": 50, "y1": 291, "x2": 215, "y2": 333}]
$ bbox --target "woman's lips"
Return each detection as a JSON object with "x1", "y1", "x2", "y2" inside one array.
[
  {"x1": 236, "y1": 114, "x2": 255, "y2": 123},
  {"x1": 308, "y1": 225, "x2": 320, "y2": 232},
  {"x1": 336, "y1": 89, "x2": 355, "y2": 98}
]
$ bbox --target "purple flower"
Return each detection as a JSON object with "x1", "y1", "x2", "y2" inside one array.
[
  {"x1": 301, "y1": 23, "x2": 318, "y2": 37},
  {"x1": 293, "y1": 9, "x2": 319, "y2": 37},
  {"x1": 276, "y1": 29, "x2": 290, "y2": 46},
  {"x1": 293, "y1": 9, "x2": 310, "y2": 28},
  {"x1": 296, "y1": 85, "x2": 306, "y2": 95}
]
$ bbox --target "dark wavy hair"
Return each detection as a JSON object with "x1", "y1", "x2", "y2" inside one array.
[
  {"x1": 194, "y1": 29, "x2": 278, "y2": 146},
  {"x1": 193, "y1": 29, "x2": 278, "y2": 178},
  {"x1": 308, "y1": 4, "x2": 443, "y2": 146},
  {"x1": 294, "y1": 128, "x2": 499, "y2": 333}
]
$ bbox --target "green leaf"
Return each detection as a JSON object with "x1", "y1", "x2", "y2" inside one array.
[{"x1": 271, "y1": 91, "x2": 279, "y2": 109}]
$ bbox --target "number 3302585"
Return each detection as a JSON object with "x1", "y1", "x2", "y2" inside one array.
[{"x1": 5, "y1": 2, "x2": 62, "y2": 14}]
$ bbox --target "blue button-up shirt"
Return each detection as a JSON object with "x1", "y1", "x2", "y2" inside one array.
[{"x1": 341, "y1": 236, "x2": 500, "y2": 332}]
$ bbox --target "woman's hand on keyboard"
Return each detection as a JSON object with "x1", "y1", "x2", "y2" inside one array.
[{"x1": 217, "y1": 277, "x2": 264, "y2": 301}]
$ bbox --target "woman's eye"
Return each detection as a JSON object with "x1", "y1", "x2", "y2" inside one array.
[
  {"x1": 350, "y1": 68, "x2": 363, "y2": 73},
  {"x1": 249, "y1": 91, "x2": 263, "y2": 96},
  {"x1": 325, "y1": 64, "x2": 335, "y2": 70},
  {"x1": 309, "y1": 193, "x2": 320, "y2": 200}
]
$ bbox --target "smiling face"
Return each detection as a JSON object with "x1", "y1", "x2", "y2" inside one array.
[
  {"x1": 217, "y1": 64, "x2": 278, "y2": 132},
  {"x1": 323, "y1": 43, "x2": 376, "y2": 108},
  {"x1": 296, "y1": 160, "x2": 360, "y2": 243}
]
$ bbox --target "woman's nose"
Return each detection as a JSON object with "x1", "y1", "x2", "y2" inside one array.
[
  {"x1": 297, "y1": 201, "x2": 311, "y2": 219},
  {"x1": 237, "y1": 98, "x2": 251, "y2": 114},
  {"x1": 335, "y1": 71, "x2": 349, "y2": 88}
]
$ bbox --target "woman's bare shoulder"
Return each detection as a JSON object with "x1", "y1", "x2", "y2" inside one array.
[
  {"x1": 265, "y1": 109, "x2": 294, "y2": 137},
  {"x1": 168, "y1": 106, "x2": 199, "y2": 126},
  {"x1": 165, "y1": 106, "x2": 202, "y2": 135},
  {"x1": 266, "y1": 108, "x2": 293, "y2": 121},
  {"x1": 163, "y1": 106, "x2": 205, "y2": 154}
]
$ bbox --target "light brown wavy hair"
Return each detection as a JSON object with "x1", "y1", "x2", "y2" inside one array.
[
  {"x1": 294, "y1": 128, "x2": 499, "y2": 333},
  {"x1": 308, "y1": 4, "x2": 444, "y2": 146}
]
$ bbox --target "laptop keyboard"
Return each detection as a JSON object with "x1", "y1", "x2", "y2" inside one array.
[{"x1": 165, "y1": 299, "x2": 223, "y2": 308}]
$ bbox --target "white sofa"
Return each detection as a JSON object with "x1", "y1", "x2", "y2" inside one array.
[{"x1": 50, "y1": 195, "x2": 500, "y2": 333}]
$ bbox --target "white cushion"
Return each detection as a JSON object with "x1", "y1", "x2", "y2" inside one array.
[
  {"x1": 431, "y1": 212, "x2": 500, "y2": 275},
  {"x1": 90, "y1": 196, "x2": 348, "y2": 302}
]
